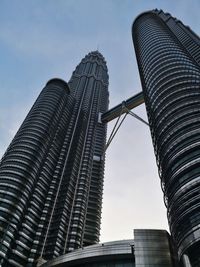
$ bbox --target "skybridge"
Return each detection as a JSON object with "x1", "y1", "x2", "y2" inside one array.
[{"x1": 101, "y1": 91, "x2": 148, "y2": 151}]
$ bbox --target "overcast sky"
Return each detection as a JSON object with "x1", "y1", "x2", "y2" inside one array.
[{"x1": 1, "y1": 0, "x2": 200, "y2": 243}]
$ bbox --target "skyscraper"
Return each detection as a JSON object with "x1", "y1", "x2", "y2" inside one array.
[
  {"x1": 66, "y1": 51, "x2": 109, "y2": 251},
  {"x1": 0, "y1": 51, "x2": 109, "y2": 266},
  {"x1": 132, "y1": 9, "x2": 200, "y2": 267}
]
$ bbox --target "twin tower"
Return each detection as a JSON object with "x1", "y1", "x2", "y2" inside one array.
[{"x1": 0, "y1": 9, "x2": 200, "y2": 267}]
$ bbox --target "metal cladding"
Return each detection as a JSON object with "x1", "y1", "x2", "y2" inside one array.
[
  {"x1": 134, "y1": 229, "x2": 176, "y2": 267},
  {"x1": 40, "y1": 239, "x2": 135, "y2": 267},
  {"x1": 66, "y1": 51, "x2": 109, "y2": 251},
  {"x1": 0, "y1": 78, "x2": 73, "y2": 266},
  {"x1": 132, "y1": 9, "x2": 200, "y2": 265},
  {"x1": 40, "y1": 230, "x2": 176, "y2": 267},
  {"x1": 0, "y1": 51, "x2": 109, "y2": 266}
]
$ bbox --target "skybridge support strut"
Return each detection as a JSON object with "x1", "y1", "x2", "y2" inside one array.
[
  {"x1": 101, "y1": 91, "x2": 144, "y2": 123},
  {"x1": 103, "y1": 91, "x2": 148, "y2": 151}
]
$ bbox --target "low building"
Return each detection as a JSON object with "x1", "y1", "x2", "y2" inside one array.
[{"x1": 41, "y1": 229, "x2": 178, "y2": 267}]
